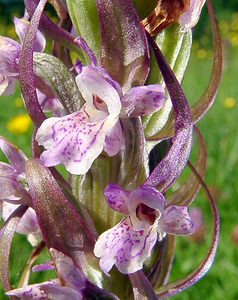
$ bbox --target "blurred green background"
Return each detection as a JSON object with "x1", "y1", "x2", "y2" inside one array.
[{"x1": 0, "y1": 1, "x2": 238, "y2": 299}]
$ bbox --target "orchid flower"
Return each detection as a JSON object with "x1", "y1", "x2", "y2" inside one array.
[
  {"x1": 0, "y1": 17, "x2": 45, "y2": 96},
  {"x1": 6, "y1": 248, "x2": 84, "y2": 299},
  {"x1": 0, "y1": 136, "x2": 40, "y2": 245},
  {"x1": 36, "y1": 38, "x2": 166, "y2": 175},
  {"x1": 94, "y1": 184, "x2": 195, "y2": 274}
]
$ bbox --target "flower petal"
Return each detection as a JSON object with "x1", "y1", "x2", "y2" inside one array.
[
  {"x1": 179, "y1": 0, "x2": 206, "y2": 28},
  {"x1": 1, "y1": 77, "x2": 16, "y2": 96},
  {"x1": 0, "y1": 177, "x2": 24, "y2": 201},
  {"x1": 36, "y1": 108, "x2": 117, "y2": 174},
  {"x1": 104, "y1": 121, "x2": 123, "y2": 156},
  {"x1": 6, "y1": 280, "x2": 81, "y2": 300},
  {"x1": 0, "y1": 136, "x2": 27, "y2": 173},
  {"x1": 120, "y1": 84, "x2": 166, "y2": 118},
  {"x1": 94, "y1": 219, "x2": 157, "y2": 274},
  {"x1": 2, "y1": 203, "x2": 39, "y2": 235},
  {"x1": 14, "y1": 16, "x2": 46, "y2": 52},
  {"x1": 0, "y1": 36, "x2": 21, "y2": 75},
  {"x1": 50, "y1": 248, "x2": 85, "y2": 292},
  {"x1": 75, "y1": 65, "x2": 122, "y2": 116},
  {"x1": 128, "y1": 185, "x2": 165, "y2": 214},
  {"x1": 74, "y1": 37, "x2": 97, "y2": 66},
  {"x1": 104, "y1": 184, "x2": 130, "y2": 215},
  {"x1": 159, "y1": 205, "x2": 196, "y2": 235}
]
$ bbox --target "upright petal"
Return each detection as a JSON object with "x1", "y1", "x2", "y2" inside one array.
[
  {"x1": 128, "y1": 185, "x2": 165, "y2": 215},
  {"x1": 104, "y1": 184, "x2": 130, "y2": 215},
  {"x1": 14, "y1": 16, "x2": 46, "y2": 52},
  {"x1": 76, "y1": 65, "x2": 122, "y2": 116},
  {"x1": 159, "y1": 205, "x2": 196, "y2": 235},
  {"x1": 120, "y1": 84, "x2": 166, "y2": 118},
  {"x1": 94, "y1": 219, "x2": 157, "y2": 274}
]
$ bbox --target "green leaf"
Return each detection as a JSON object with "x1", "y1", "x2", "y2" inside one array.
[
  {"x1": 143, "y1": 25, "x2": 192, "y2": 138},
  {"x1": 33, "y1": 52, "x2": 84, "y2": 113},
  {"x1": 66, "y1": 0, "x2": 101, "y2": 63}
]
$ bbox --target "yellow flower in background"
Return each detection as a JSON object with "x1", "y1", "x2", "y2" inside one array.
[
  {"x1": 196, "y1": 48, "x2": 207, "y2": 59},
  {"x1": 223, "y1": 97, "x2": 236, "y2": 109},
  {"x1": 7, "y1": 114, "x2": 32, "y2": 134}
]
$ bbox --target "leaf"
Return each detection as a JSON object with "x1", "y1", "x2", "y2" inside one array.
[
  {"x1": 20, "y1": 0, "x2": 47, "y2": 127},
  {"x1": 143, "y1": 24, "x2": 192, "y2": 138},
  {"x1": 97, "y1": 0, "x2": 149, "y2": 89},
  {"x1": 34, "y1": 52, "x2": 84, "y2": 113},
  {"x1": 146, "y1": 236, "x2": 175, "y2": 288},
  {"x1": 25, "y1": 159, "x2": 97, "y2": 279},
  {"x1": 119, "y1": 118, "x2": 146, "y2": 189},
  {"x1": 129, "y1": 271, "x2": 158, "y2": 300},
  {"x1": 145, "y1": 33, "x2": 193, "y2": 193},
  {"x1": 168, "y1": 126, "x2": 207, "y2": 206},
  {"x1": 66, "y1": 0, "x2": 101, "y2": 63},
  {"x1": 156, "y1": 160, "x2": 220, "y2": 298},
  {"x1": 0, "y1": 205, "x2": 28, "y2": 292}
]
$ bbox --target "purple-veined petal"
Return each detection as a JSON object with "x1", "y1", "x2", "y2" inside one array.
[
  {"x1": 0, "y1": 36, "x2": 21, "y2": 75},
  {"x1": 0, "y1": 204, "x2": 28, "y2": 291},
  {"x1": 120, "y1": 84, "x2": 166, "y2": 118},
  {"x1": 36, "y1": 109, "x2": 117, "y2": 175},
  {"x1": 6, "y1": 279, "x2": 81, "y2": 300},
  {"x1": 94, "y1": 218, "x2": 157, "y2": 274},
  {"x1": 19, "y1": 0, "x2": 47, "y2": 127},
  {"x1": 179, "y1": 0, "x2": 206, "y2": 28},
  {"x1": 14, "y1": 17, "x2": 46, "y2": 52},
  {"x1": 2, "y1": 203, "x2": 39, "y2": 235},
  {"x1": 104, "y1": 121, "x2": 123, "y2": 157},
  {"x1": 76, "y1": 65, "x2": 122, "y2": 115},
  {"x1": 159, "y1": 205, "x2": 196, "y2": 236},
  {"x1": 104, "y1": 184, "x2": 130, "y2": 215},
  {"x1": 0, "y1": 136, "x2": 27, "y2": 173},
  {"x1": 128, "y1": 185, "x2": 165, "y2": 215},
  {"x1": 145, "y1": 33, "x2": 193, "y2": 192},
  {"x1": 74, "y1": 37, "x2": 97, "y2": 67},
  {"x1": 97, "y1": 0, "x2": 149, "y2": 90}
]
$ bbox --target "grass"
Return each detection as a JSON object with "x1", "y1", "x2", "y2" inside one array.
[{"x1": 1, "y1": 15, "x2": 238, "y2": 300}]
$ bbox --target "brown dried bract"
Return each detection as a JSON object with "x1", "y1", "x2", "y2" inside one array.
[{"x1": 141, "y1": 0, "x2": 191, "y2": 36}]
